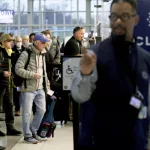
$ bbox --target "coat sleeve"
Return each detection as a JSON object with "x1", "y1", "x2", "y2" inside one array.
[
  {"x1": 71, "y1": 67, "x2": 97, "y2": 103},
  {"x1": 53, "y1": 44, "x2": 60, "y2": 64},
  {"x1": 0, "y1": 51, "x2": 4, "y2": 77},
  {"x1": 15, "y1": 51, "x2": 35, "y2": 79}
]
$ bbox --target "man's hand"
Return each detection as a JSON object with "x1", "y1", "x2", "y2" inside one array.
[
  {"x1": 80, "y1": 48, "x2": 97, "y2": 75},
  {"x1": 3, "y1": 71, "x2": 11, "y2": 77},
  {"x1": 34, "y1": 73, "x2": 41, "y2": 79}
]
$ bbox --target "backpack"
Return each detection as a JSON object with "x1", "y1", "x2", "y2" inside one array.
[
  {"x1": 12, "y1": 50, "x2": 31, "y2": 88},
  {"x1": 37, "y1": 95, "x2": 57, "y2": 138},
  {"x1": 38, "y1": 122, "x2": 56, "y2": 138}
]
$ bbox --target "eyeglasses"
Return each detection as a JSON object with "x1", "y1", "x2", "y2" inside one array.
[
  {"x1": 109, "y1": 13, "x2": 136, "y2": 22},
  {"x1": 4, "y1": 40, "x2": 12, "y2": 42}
]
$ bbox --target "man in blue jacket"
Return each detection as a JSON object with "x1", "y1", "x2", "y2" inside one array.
[{"x1": 71, "y1": 0, "x2": 150, "y2": 150}]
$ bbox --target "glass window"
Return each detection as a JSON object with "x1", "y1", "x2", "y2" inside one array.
[
  {"x1": 65, "y1": 26, "x2": 74, "y2": 36},
  {"x1": 0, "y1": 0, "x2": 13, "y2": 10},
  {"x1": 20, "y1": 27, "x2": 28, "y2": 36},
  {"x1": 56, "y1": 12, "x2": 64, "y2": 24},
  {"x1": 33, "y1": 12, "x2": 39, "y2": 24},
  {"x1": 71, "y1": 12, "x2": 77, "y2": 24},
  {"x1": 33, "y1": 0, "x2": 39, "y2": 11},
  {"x1": 78, "y1": 12, "x2": 86, "y2": 24},
  {"x1": 91, "y1": 0, "x2": 97, "y2": 11},
  {"x1": 79, "y1": 0, "x2": 86, "y2": 11},
  {"x1": 20, "y1": 13, "x2": 27, "y2": 24},
  {"x1": 65, "y1": 12, "x2": 72, "y2": 24},
  {"x1": 33, "y1": 27, "x2": 40, "y2": 34},
  {"x1": 0, "y1": 0, "x2": 112, "y2": 40},
  {"x1": 13, "y1": 0, "x2": 27, "y2": 12},
  {"x1": 65, "y1": 12, "x2": 77, "y2": 24},
  {"x1": 66, "y1": 0, "x2": 77, "y2": 11},
  {"x1": 91, "y1": 12, "x2": 94, "y2": 24},
  {"x1": 45, "y1": 12, "x2": 54, "y2": 25},
  {"x1": 8, "y1": 26, "x2": 19, "y2": 36},
  {"x1": 65, "y1": 31, "x2": 73, "y2": 37},
  {"x1": 13, "y1": 12, "x2": 27, "y2": 25},
  {"x1": 44, "y1": 0, "x2": 77, "y2": 12},
  {"x1": 0, "y1": 26, "x2": 7, "y2": 34},
  {"x1": 14, "y1": 13, "x2": 18, "y2": 24},
  {"x1": 20, "y1": 0, "x2": 27, "y2": 12}
]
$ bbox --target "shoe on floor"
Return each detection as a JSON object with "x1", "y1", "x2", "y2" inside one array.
[
  {"x1": 0, "y1": 131, "x2": 5, "y2": 136},
  {"x1": 0, "y1": 110, "x2": 5, "y2": 113},
  {"x1": 15, "y1": 111, "x2": 21, "y2": 116},
  {"x1": 7, "y1": 129, "x2": 22, "y2": 136},
  {"x1": 24, "y1": 137, "x2": 39, "y2": 144},
  {"x1": 0, "y1": 146, "x2": 5, "y2": 150},
  {"x1": 0, "y1": 118, "x2": 5, "y2": 121},
  {"x1": 33, "y1": 134, "x2": 47, "y2": 142}
]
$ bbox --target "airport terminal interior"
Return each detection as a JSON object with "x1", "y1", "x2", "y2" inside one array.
[
  {"x1": 0, "y1": 112, "x2": 73, "y2": 150},
  {"x1": 0, "y1": 0, "x2": 111, "y2": 43},
  {"x1": 0, "y1": 0, "x2": 112, "y2": 149},
  {"x1": 2, "y1": 0, "x2": 149, "y2": 150}
]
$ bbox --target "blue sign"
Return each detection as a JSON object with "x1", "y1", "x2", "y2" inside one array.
[{"x1": 134, "y1": 0, "x2": 150, "y2": 52}]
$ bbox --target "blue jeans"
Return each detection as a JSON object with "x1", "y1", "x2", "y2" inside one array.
[{"x1": 20, "y1": 89, "x2": 46, "y2": 137}]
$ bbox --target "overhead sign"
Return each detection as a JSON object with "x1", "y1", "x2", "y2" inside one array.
[
  {"x1": 0, "y1": 10, "x2": 14, "y2": 24},
  {"x1": 134, "y1": 0, "x2": 150, "y2": 52},
  {"x1": 62, "y1": 56, "x2": 81, "y2": 91}
]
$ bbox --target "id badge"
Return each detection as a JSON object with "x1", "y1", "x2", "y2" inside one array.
[
  {"x1": 17, "y1": 87, "x2": 20, "y2": 91},
  {"x1": 138, "y1": 106, "x2": 147, "y2": 119},
  {"x1": 129, "y1": 96, "x2": 142, "y2": 109}
]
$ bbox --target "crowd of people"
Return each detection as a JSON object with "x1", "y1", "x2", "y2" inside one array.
[
  {"x1": 0, "y1": 30, "x2": 61, "y2": 148},
  {"x1": 0, "y1": 0, "x2": 150, "y2": 150}
]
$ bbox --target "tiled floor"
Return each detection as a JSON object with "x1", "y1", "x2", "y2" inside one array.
[{"x1": 0, "y1": 112, "x2": 73, "y2": 150}]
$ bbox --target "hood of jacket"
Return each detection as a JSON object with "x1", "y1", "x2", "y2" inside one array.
[{"x1": 27, "y1": 44, "x2": 47, "y2": 55}]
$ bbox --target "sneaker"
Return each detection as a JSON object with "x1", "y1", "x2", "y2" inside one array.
[
  {"x1": 24, "y1": 137, "x2": 39, "y2": 144},
  {"x1": 33, "y1": 134, "x2": 47, "y2": 142}
]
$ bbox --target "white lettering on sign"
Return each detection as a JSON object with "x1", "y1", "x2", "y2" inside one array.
[
  {"x1": 0, "y1": 10, "x2": 13, "y2": 16},
  {"x1": 0, "y1": 10, "x2": 14, "y2": 23},
  {"x1": 137, "y1": 36, "x2": 150, "y2": 46}
]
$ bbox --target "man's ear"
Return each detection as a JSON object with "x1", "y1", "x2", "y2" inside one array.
[
  {"x1": 135, "y1": 15, "x2": 140, "y2": 26},
  {"x1": 34, "y1": 41, "x2": 38, "y2": 45}
]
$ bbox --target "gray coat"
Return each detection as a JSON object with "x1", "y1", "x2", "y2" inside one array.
[{"x1": 15, "y1": 44, "x2": 50, "y2": 92}]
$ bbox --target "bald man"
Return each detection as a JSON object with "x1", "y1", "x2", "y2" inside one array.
[{"x1": 22, "y1": 35, "x2": 30, "y2": 49}]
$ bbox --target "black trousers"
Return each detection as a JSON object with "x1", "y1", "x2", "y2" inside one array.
[
  {"x1": 0, "y1": 85, "x2": 14, "y2": 129},
  {"x1": 13, "y1": 87, "x2": 20, "y2": 112}
]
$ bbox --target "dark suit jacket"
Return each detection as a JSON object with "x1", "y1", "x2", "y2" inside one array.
[{"x1": 64, "y1": 36, "x2": 82, "y2": 56}]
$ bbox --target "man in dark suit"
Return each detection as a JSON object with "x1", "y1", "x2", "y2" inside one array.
[{"x1": 64, "y1": 26, "x2": 85, "y2": 56}]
